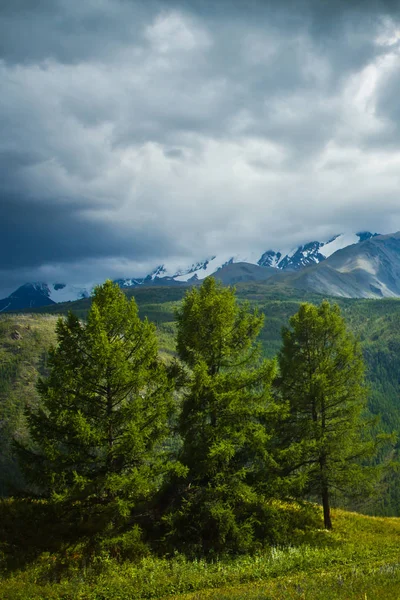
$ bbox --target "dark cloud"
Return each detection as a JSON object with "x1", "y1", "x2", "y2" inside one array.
[
  {"x1": 0, "y1": 0, "x2": 149, "y2": 65},
  {"x1": 1, "y1": 0, "x2": 400, "y2": 294},
  {"x1": 0, "y1": 193, "x2": 178, "y2": 271}
]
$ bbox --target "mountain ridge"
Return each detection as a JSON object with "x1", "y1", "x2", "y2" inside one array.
[
  {"x1": 0, "y1": 231, "x2": 383, "y2": 311},
  {"x1": 256, "y1": 232, "x2": 400, "y2": 299}
]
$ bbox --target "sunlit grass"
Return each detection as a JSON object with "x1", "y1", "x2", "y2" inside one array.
[{"x1": 1, "y1": 508, "x2": 400, "y2": 599}]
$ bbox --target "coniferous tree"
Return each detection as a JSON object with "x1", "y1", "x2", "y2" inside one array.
[
  {"x1": 277, "y1": 300, "x2": 380, "y2": 529},
  {"x1": 166, "y1": 277, "x2": 277, "y2": 554},
  {"x1": 16, "y1": 280, "x2": 174, "y2": 533}
]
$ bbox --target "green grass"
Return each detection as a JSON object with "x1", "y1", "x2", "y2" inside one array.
[
  {"x1": 171, "y1": 567, "x2": 400, "y2": 599},
  {"x1": 1, "y1": 508, "x2": 400, "y2": 599}
]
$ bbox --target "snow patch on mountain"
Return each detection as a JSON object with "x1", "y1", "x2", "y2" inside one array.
[
  {"x1": 172, "y1": 256, "x2": 220, "y2": 282},
  {"x1": 149, "y1": 265, "x2": 169, "y2": 280},
  {"x1": 319, "y1": 233, "x2": 360, "y2": 258},
  {"x1": 258, "y1": 251, "x2": 278, "y2": 268},
  {"x1": 49, "y1": 283, "x2": 92, "y2": 303},
  {"x1": 115, "y1": 278, "x2": 145, "y2": 288},
  {"x1": 173, "y1": 257, "x2": 216, "y2": 279},
  {"x1": 27, "y1": 282, "x2": 94, "y2": 303}
]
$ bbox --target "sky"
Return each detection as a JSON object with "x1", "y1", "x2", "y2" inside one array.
[{"x1": 2, "y1": 0, "x2": 400, "y2": 295}]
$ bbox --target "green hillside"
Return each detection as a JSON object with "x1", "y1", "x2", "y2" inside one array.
[
  {"x1": 2, "y1": 283, "x2": 400, "y2": 512},
  {"x1": 0, "y1": 315, "x2": 58, "y2": 496}
]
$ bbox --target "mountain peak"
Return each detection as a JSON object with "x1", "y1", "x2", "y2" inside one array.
[
  {"x1": 356, "y1": 231, "x2": 379, "y2": 243},
  {"x1": 0, "y1": 230, "x2": 384, "y2": 311}
]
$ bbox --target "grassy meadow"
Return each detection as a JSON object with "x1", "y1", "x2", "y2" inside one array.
[{"x1": 1, "y1": 506, "x2": 400, "y2": 599}]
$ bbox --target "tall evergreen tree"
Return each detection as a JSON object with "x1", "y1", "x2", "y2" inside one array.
[
  {"x1": 166, "y1": 277, "x2": 277, "y2": 554},
  {"x1": 277, "y1": 300, "x2": 379, "y2": 529},
  {"x1": 16, "y1": 280, "x2": 174, "y2": 532}
]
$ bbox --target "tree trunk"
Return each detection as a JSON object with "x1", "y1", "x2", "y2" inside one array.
[
  {"x1": 319, "y1": 447, "x2": 332, "y2": 529},
  {"x1": 106, "y1": 382, "x2": 114, "y2": 469},
  {"x1": 321, "y1": 483, "x2": 332, "y2": 530}
]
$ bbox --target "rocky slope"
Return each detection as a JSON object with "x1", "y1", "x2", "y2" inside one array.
[{"x1": 276, "y1": 233, "x2": 400, "y2": 298}]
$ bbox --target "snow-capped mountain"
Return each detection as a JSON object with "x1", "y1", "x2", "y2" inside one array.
[
  {"x1": 279, "y1": 232, "x2": 400, "y2": 298},
  {"x1": 0, "y1": 283, "x2": 55, "y2": 312},
  {"x1": 0, "y1": 231, "x2": 380, "y2": 312},
  {"x1": 257, "y1": 233, "x2": 378, "y2": 271},
  {"x1": 0, "y1": 282, "x2": 93, "y2": 313},
  {"x1": 116, "y1": 254, "x2": 263, "y2": 287},
  {"x1": 139, "y1": 232, "x2": 377, "y2": 282},
  {"x1": 157, "y1": 252, "x2": 262, "y2": 283}
]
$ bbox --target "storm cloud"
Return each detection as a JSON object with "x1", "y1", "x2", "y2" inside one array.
[{"x1": 2, "y1": 0, "x2": 400, "y2": 294}]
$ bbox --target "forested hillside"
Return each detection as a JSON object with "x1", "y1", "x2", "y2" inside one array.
[
  {"x1": 0, "y1": 315, "x2": 58, "y2": 496},
  {"x1": 2, "y1": 283, "x2": 400, "y2": 512}
]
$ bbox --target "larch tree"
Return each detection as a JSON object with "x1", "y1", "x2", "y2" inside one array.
[
  {"x1": 166, "y1": 277, "x2": 278, "y2": 554},
  {"x1": 16, "y1": 280, "x2": 174, "y2": 534},
  {"x1": 277, "y1": 300, "x2": 379, "y2": 530}
]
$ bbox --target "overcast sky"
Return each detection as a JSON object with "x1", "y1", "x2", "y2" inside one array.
[{"x1": 2, "y1": 0, "x2": 400, "y2": 295}]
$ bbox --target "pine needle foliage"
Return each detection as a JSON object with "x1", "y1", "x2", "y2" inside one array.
[
  {"x1": 277, "y1": 300, "x2": 385, "y2": 529},
  {"x1": 165, "y1": 278, "x2": 279, "y2": 555},
  {"x1": 16, "y1": 280, "x2": 175, "y2": 534}
]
